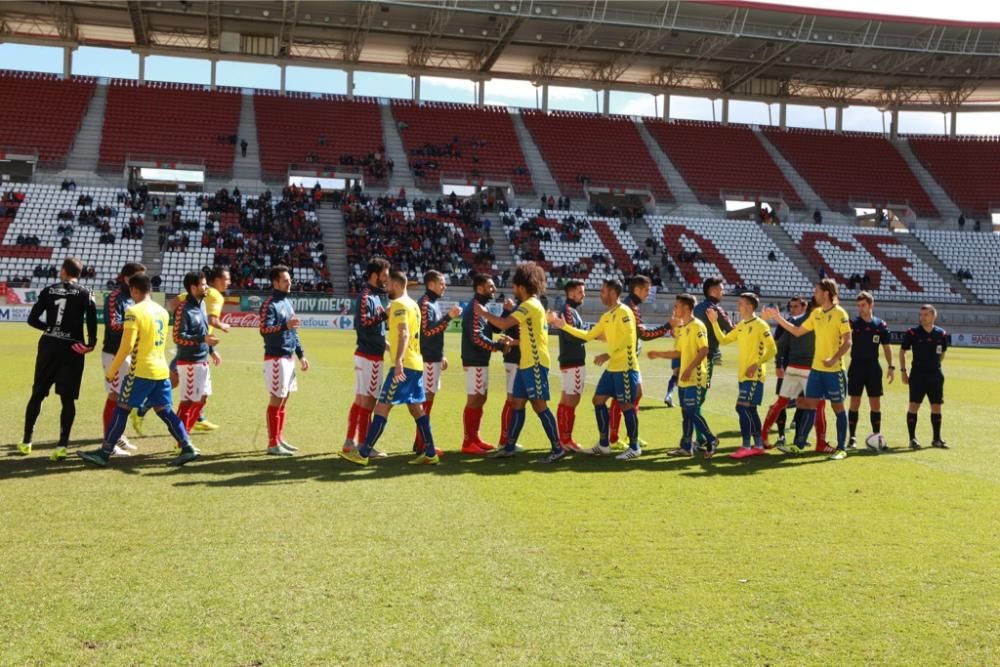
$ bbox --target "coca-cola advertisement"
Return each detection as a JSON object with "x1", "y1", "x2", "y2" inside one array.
[{"x1": 220, "y1": 312, "x2": 261, "y2": 328}]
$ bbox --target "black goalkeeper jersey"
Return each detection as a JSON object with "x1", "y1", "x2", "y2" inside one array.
[{"x1": 27, "y1": 281, "x2": 97, "y2": 347}]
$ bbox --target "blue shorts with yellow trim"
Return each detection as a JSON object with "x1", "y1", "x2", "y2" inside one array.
[
  {"x1": 379, "y1": 368, "x2": 426, "y2": 405},
  {"x1": 120, "y1": 376, "x2": 172, "y2": 410},
  {"x1": 512, "y1": 365, "x2": 550, "y2": 401},
  {"x1": 679, "y1": 385, "x2": 706, "y2": 409},
  {"x1": 595, "y1": 370, "x2": 641, "y2": 404},
  {"x1": 738, "y1": 380, "x2": 765, "y2": 406},
  {"x1": 805, "y1": 369, "x2": 847, "y2": 403}
]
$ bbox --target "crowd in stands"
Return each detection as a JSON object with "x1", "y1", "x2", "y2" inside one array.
[{"x1": 846, "y1": 272, "x2": 874, "y2": 291}]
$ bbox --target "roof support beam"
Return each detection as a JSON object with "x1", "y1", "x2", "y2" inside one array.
[
  {"x1": 478, "y1": 15, "x2": 523, "y2": 73},
  {"x1": 126, "y1": 1, "x2": 148, "y2": 46}
]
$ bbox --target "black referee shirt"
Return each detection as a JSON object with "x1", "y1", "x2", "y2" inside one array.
[
  {"x1": 850, "y1": 316, "x2": 890, "y2": 363},
  {"x1": 901, "y1": 325, "x2": 947, "y2": 371}
]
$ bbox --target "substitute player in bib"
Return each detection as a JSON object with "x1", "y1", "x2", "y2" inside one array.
[
  {"x1": 342, "y1": 271, "x2": 441, "y2": 466},
  {"x1": 707, "y1": 293, "x2": 777, "y2": 459},
  {"x1": 19, "y1": 257, "x2": 97, "y2": 460},
  {"x1": 764, "y1": 279, "x2": 852, "y2": 460},
  {"x1": 846, "y1": 291, "x2": 894, "y2": 449},
  {"x1": 649, "y1": 294, "x2": 720, "y2": 459},
  {"x1": 551, "y1": 279, "x2": 643, "y2": 460},
  {"x1": 556, "y1": 280, "x2": 589, "y2": 452},
  {"x1": 413, "y1": 270, "x2": 462, "y2": 454},
  {"x1": 476, "y1": 262, "x2": 565, "y2": 463},
  {"x1": 260, "y1": 265, "x2": 310, "y2": 456},
  {"x1": 173, "y1": 271, "x2": 221, "y2": 435},
  {"x1": 900, "y1": 304, "x2": 949, "y2": 450},
  {"x1": 101, "y1": 261, "x2": 145, "y2": 454},
  {"x1": 344, "y1": 258, "x2": 390, "y2": 456},
  {"x1": 79, "y1": 274, "x2": 198, "y2": 467}
]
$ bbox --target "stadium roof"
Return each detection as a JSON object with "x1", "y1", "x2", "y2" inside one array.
[{"x1": 2, "y1": 0, "x2": 1000, "y2": 109}]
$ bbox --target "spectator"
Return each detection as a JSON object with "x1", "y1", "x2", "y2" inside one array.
[
  {"x1": 767, "y1": 250, "x2": 776, "y2": 262},
  {"x1": 974, "y1": 219, "x2": 981, "y2": 232},
  {"x1": 240, "y1": 138, "x2": 249, "y2": 158},
  {"x1": 958, "y1": 213, "x2": 965, "y2": 230},
  {"x1": 813, "y1": 209, "x2": 822, "y2": 224}
]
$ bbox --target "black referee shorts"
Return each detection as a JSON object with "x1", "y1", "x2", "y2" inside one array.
[
  {"x1": 908, "y1": 369, "x2": 944, "y2": 405},
  {"x1": 32, "y1": 338, "x2": 85, "y2": 400},
  {"x1": 848, "y1": 362, "x2": 883, "y2": 398}
]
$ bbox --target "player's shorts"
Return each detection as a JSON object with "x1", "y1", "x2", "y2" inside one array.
[
  {"x1": 805, "y1": 369, "x2": 847, "y2": 403},
  {"x1": 671, "y1": 358, "x2": 681, "y2": 371},
  {"x1": 379, "y1": 368, "x2": 426, "y2": 405},
  {"x1": 423, "y1": 361, "x2": 443, "y2": 394},
  {"x1": 779, "y1": 365, "x2": 810, "y2": 399},
  {"x1": 464, "y1": 365, "x2": 490, "y2": 395},
  {"x1": 738, "y1": 380, "x2": 765, "y2": 406},
  {"x1": 679, "y1": 385, "x2": 706, "y2": 409},
  {"x1": 177, "y1": 360, "x2": 212, "y2": 402},
  {"x1": 120, "y1": 376, "x2": 172, "y2": 409},
  {"x1": 264, "y1": 356, "x2": 298, "y2": 398},
  {"x1": 504, "y1": 362, "x2": 518, "y2": 394},
  {"x1": 512, "y1": 365, "x2": 550, "y2": 401},
  {"x1": 560, "y1": 365, "x2": 586, "y2": 396},
  {"x1": 353, "y1": 353, "x2": 383, "y2": 399},
  {"x1": 169, "y1": 354, "x2": 178, "y2": 375},
  {"x1": 908, "y1": 369, "x2": 944, "y2": 405},
  {"x1": 848, "y1": 362, "x2": 883, "y2": 398},
  {"x1": 33, "y1": 338, "x2": 84, "y2": 400},
  {"x1": 102, "y1": 351, "x2": 132, "y2": 395},
  {"x1": 595, "y1": 370, "x2": 640, "y2": 404}
]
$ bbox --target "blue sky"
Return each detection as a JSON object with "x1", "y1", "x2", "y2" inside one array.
[{"x1": 0, "y1": 41, "x2": 996, "y2": 135}]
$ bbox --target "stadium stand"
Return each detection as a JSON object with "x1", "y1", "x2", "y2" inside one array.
[
  {"x1": 0, "y1": 184, "x2": 143, "y2": 291},
  {"x1": 0, "y1": 70, "x2": 95, "y2": 168},
  {"x1": 99, "y1": 81, "x2": 241, "y2": 177},
  {"x1": 763, "y1": 128, "x2": 938, "y2": 216},
  {"x1": 645, "y1": 216, "x2": 812, "y2": 295},
  {"x1": 643, "y1": 120, "x2": 804, "y2": 209},
  {"x1": 908, "y1": 137, "x2": 1000, "y2": 217},
  {"x1": 254, "y1": 92, "x2": 387, "y2": 183},
  {"x1": 391, "y1": 101, "x2": 533, "y2": 194},
  {"x1": 913, "y1": 230, "x2": 1000, "y2": 305},
  {"x1": 520, "y1": 110, "x2": 672, "y2": 201},
  {"x1": 782, "y1": 222, "x2": 961, "y2": 302}
]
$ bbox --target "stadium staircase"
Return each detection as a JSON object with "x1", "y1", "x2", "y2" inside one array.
[
  {"x1": 629, "y1": 217, "x2": 686, "y2": 292},
  {"x1": 891, "y1": 139, "x2": 961, "y2": 223},
  {"x1": 508, "y1": 110, "x2": 561, "y2": 203},
  {"x1": 64, "y1": 82, "x2": 108, "y2": 173},
  {"x1": 139, "y1": 198, "x2": 162, "y2": 279},
  {"x1": 759, "y1": 222, "x2": 819, "y2": 285},
  {"x1": 317, "y1": 205, "x2": 349, "y2": 291},
  {"x1": 231, "y1": 92, "x2": 264, "y2": 188},
  {"x1": 896, "y1": 233, "x2": 980, "y2": 304},
  {"x1": 633, "y1": 120, "x2": 712, "y2": 215},
  {"x1": 490, "y1": 223, "x2": 518, "y2": 274},
  {"x1": 380, "y1": 103, "x2": 417, "y2": 196}
]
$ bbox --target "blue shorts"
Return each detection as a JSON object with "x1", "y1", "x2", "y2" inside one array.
[
  {"x1": 512, "y1": 366, "x2": 550, "y2": 401},
  {"x1": 120, "y1": 376, "x2": 172, "y2": 410},
  {"x1": 805, "y1": 369, "x2": 847, "y2": 403},
  {"x1": 169, "y1": 354, "x2": 178, "y2": 374},
  {"x1": 595, "y1": 370, "x2": 641, "y2": 404},
  {"x1": 379, "y1": 368, "x2": 426, "y2": 405},
  {"x1": 738, "y1": 380, "x2": 765, "y2": 406},
  {"x1": 671, "y1": 358, "x2": 681, "y2": 370},
  {"x1": 679, "y1": 385, "x2": 706, "y2": 409}
]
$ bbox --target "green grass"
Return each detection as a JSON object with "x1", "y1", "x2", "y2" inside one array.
[{"x1": 2, "y1": 326, "x2": 998, "y2": 665}]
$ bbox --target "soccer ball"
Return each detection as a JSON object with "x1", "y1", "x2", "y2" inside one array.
[{"x1": 865, "y1": 433, "x2": 888, "y2": 452}]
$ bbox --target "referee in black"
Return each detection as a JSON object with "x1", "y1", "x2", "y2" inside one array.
[
  {"x1": 900, "y1": 304, "x2": 949, "y2": 450},
  {"x1": 18, "y1": 257, "x2": 98, "y2": 460},
  {"x1": 846, "y1": 291, "x2": 894, "y2": 448}
]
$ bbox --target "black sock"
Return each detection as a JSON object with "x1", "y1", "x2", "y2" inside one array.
[
  {"x1": 906, "y1": 412, "x2": 918, "y2": 440},
  {"x1": 776, "y1": 407, "x2": 787, "y2": 437},
  {"x1": 848, "y1": 410, "x2": 859, "y2": 437},
  {"x1": 930, "y1": 413, "x2": 942, "y2": 441},
  {"x1": 59, "y1": 395, "x2": 76, "y2": 448},
  {"x1": 871, "y1": 411, "x2": 881, "y2": 434},
  {"x1": 23, "y1": 390, "x2": 45, "y2": 443}
]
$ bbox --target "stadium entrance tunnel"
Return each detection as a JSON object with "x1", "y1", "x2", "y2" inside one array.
[{"x1": 725, "y1": 198, "x2": 789, "y2": 224}]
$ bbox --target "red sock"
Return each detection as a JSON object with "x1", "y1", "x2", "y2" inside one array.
[
  {"x1": 346, "y1": 404, "x2": 359, "y2": 441},
  {"x1": 103, "y1": 398, "x2": 117, "y2": 432},
  {"x1": 499, "y1": 399, "x2": 512, "y2": 446},
  {"x1": 277, "y1": 406, "x2": 287, "y2": 442},
  {"x1": 358, "y1": 408, "x2": 373, "y2": 442},
  {"x1": 815, "y1": 400, "x2": 828, "y2": 442},
  {"x1": 471, "y1": 407, "x2": 484, "y2": 442},
  {"x1": 266, "y1": 405, "x2": 279, "y2": 447},
  {"x1": 562, "y1": 404, "x2": 577, "y2": 443},
  {"x1": 462, "y1": 406, "x2": 474, "y2": 444},
  {"x1": 762, "y1": 396, "x2": 790, "y2": 438},
  {"x1": 177, "y1": 402, "x2": 192, "y2": 432},
  {"x1": 191, "y1": 402, "x2": 205, "y2": 432},
  {"x1": 609, "y1": 401, "x2": 622, "y2": 442}
]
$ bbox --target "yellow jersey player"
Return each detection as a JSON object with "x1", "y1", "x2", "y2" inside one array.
[{"x1": 342, "y1": 270, "x2": 441, "y2": 466}]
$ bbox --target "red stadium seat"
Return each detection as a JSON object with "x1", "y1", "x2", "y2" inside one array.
[{"x1": 908, "y1": 136, "x2": 1000, "y2": 217}]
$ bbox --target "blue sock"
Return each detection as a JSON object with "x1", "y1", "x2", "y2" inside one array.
[
  {"x1": 835, "y1": 410, "x2": 848, "y2": 450},
  {"x1": 749, "y1": 408, "x2": 763, "y2": 447},
  {"x1": 415, "y1": 415, "x2": 435, "y2": 457},
  {"x1": 102, "y1": 406, "x2": 131, "y2": 454},
  {"x1": 505, "y1": 409, "x2": 525, "y2": 451},
  {"x1": 691, "y1": 409, "x2": 715, "y2": 443},
  {"x1": 537, "y1": 408, "x2": 561, "y2": 451},
  {"x1": 797, "y1": 409, "x2": 816, "y2": 446},
  {"x1": 360, "y1": 414, "x2": 387, "y2": 457},
  {"x1": 681, "y1": 409, "x2": 694, "y2": 448},
  {"x1": 736, "y1": 405, "x2": 751, "y2": 446},
  {"x1": 156, "y1": 408, "x2": 191, "y2": 451},
  {"x1": 666, "y1": 374, "x2": 677, "y2": 399},
  {"x1": 595, "y1": 403, "x2": 610, "y2": 447},
  {"x1": 623, "y1": 406, "x2": 639, "y2": 450}
]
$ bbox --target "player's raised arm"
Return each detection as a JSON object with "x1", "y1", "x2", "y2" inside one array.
[{"x1": 763, "y1": 306, "x2": 809, "y2": 337}]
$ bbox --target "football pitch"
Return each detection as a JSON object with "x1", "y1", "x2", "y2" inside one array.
[{"x1": 1, "y1": 326, "x2": 997, "y2": 665}]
